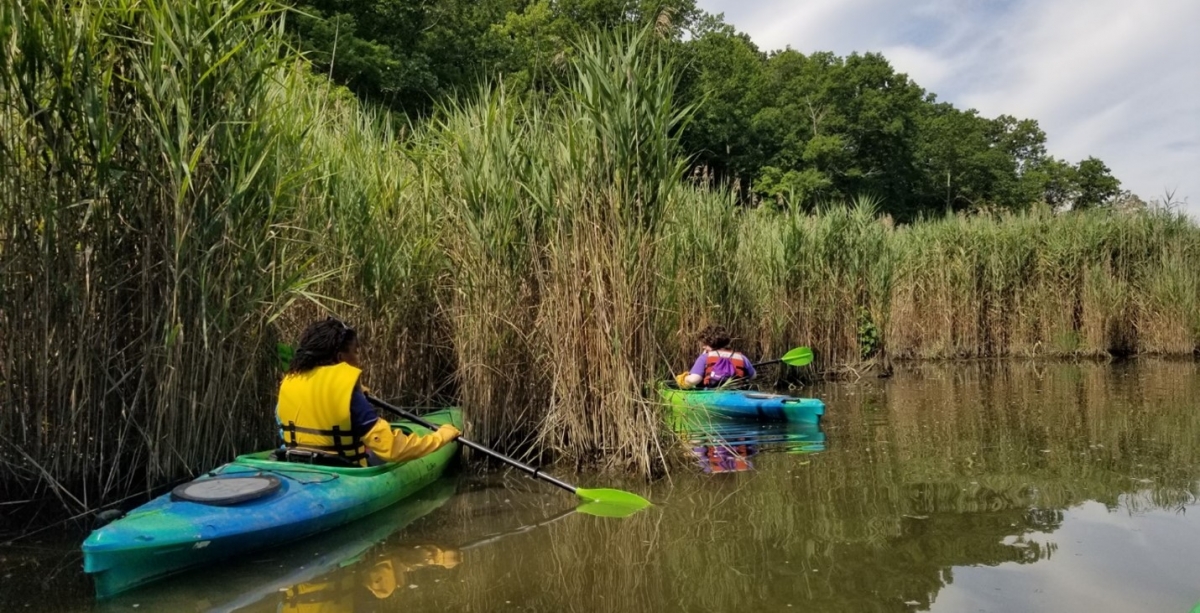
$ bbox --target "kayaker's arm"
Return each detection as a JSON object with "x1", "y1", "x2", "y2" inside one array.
[
  {"x1": 744, "y1": 357, "x2": 757, "y2": 378},
  {"x1": 349, "y1": 386, "x2": 381, "y2": 436},
  {"x1": 361, "y1": 418, "x2": 461, "y2": 463},
  {"x1": 680, "y1": 353, "x2": 707, "y2": 389}
]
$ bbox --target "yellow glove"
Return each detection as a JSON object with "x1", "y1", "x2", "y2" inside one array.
[
  {"x1": 429, "y1": 548, "x2": 461, "y2": 569},
  {"x1": 676, "y1": 372, "x2": 699, "y2": 389},
  {"x1": 436, "y1": 424, "x2": 461, "y2": 442},
  {"x1": 364, "y1": 560, "x2": 397, "y2": 599}
]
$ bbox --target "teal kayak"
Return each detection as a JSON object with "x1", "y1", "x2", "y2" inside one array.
[
  {"x1": 96, "y1": 480, "x2": 457, "y2": 611},
  {"x1": 82, "y1": 408, "x2": 462, "y2": 599},
  {"x1": 659, "y1": 386, "x2": 825, "y2": 424}
]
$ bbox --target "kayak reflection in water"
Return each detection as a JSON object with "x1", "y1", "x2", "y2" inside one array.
[
  {"x1": 693, "y1": 441, "x2": 758, "y2": 473},
  {"x1": 276, "y1": 317, "x2": 460, "y2": 467},
  {"x1": 279, "y1": 545, "x2": 461, "y2": 613},
  {"x1": 686, "y1": 422, "x2": 827, "y2": 474},
  {"x1": 674, "y1": 325, "x2": 757, "y2": 390}
]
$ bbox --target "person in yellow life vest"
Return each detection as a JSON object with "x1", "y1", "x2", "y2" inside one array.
[
  {"x1": 277, "y1": 317, "x2": 459, "y2": 467},
  {"x1": 360, "y1": 545, "x2": 461, "y2": 600},
  {"x1": 279, "y1": 544, "x2": 461, "y2": 612},
  {"x1": 675, "y1": 325, "x2": 757, "y2": 390}
]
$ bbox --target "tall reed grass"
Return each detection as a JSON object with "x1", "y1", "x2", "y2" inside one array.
[
  {"x1": 888, "y1": 206, "x2": 1200, "y2": 359},
  {"x1": 2, "y1": 0, "x2": 1198, "y2": 514},
  {"x1": 0, "y1": 0, "x2": 449, "y2": 512},
  {"x1": 418, "y1": 27, "x2": 691, "y2": 473},
  {"x1": 0, "y1": 0, "x2": 318, "y2": 513}
]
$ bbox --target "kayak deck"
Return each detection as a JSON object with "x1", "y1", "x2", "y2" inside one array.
[
  {"x1": 660, "y1": 387, "x2": 825, "y2": 424},
  {"x1": 82, "y1": 408, "x2": 462, "y2": 598}
]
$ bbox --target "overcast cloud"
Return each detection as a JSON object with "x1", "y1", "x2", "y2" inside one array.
[{"x1": 697, "y1": 0, "x2": 1200, "y2": 217}]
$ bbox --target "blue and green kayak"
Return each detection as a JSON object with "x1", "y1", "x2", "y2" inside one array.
[
  {"x1": 659, "y1": 386, "x2": 825, "y2": 424},
  {"x1": 96, "y1": 480, "x2": 457, "y2": 611},
  {"x1": 82, "y1": 408, "x2": 462, "y2": 599}
]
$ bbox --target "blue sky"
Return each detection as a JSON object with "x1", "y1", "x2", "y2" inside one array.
[{"x1": 697, "y1": 0, "x2": 1200, "y2": 218}]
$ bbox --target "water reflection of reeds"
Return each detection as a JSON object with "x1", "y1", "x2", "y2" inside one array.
[
  {"x1": 88, "y1": 360, "x2": 1200, "y2": 611},
  {"x1": 381, "y1": 360, "x2": 1200, "y2": 612},
  {"x1": 7, "y1": 361, "x2": 1198, "y2": 612}
]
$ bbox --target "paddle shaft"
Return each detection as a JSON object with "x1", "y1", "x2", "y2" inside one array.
[
  {"x1": 365, "y1": 395, "x2": 579, "y2": 495},
  {"x1": 458, "y1": 507, "x2": 576, "y2": 551}
]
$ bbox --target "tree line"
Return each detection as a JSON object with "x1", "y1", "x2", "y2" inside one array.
[{"x1": 286, "y1": 0, "x2": 1122, "y2": 221}]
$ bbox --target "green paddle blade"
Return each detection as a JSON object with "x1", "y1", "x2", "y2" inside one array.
[
  {"x1": 780, "y1": 346, "x2": 814, "y2": 367},
  {"x1": 574, "y1": 487, "x2": 651, "y2": 518},
  {"x1": 575, "y1": 500, "x2": 645, "y2": 518}
]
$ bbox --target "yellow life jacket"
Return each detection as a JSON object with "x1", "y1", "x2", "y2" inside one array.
[{"x1": 276, "y1": 363, "x2": 368, "y2": 466}]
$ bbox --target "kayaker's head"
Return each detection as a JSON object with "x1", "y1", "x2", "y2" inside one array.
[
  {"x1": 287, "y1": 317, "x2": 360, "y2": 374},
  {"x1": 698, "y1": 325, "x2": 731, "y2": 352}
]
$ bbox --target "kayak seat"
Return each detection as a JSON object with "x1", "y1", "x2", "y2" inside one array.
[{"x1": 269, "y1": 448, "x2": 358, "y2": 468}]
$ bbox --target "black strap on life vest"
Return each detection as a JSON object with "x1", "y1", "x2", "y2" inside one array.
[{"x1": 281, "y1": 421, "x2": 368, "y2": 464}]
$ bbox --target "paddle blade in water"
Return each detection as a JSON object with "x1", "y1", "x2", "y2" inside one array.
[
  {"x1": 780, "y1": 346, "x2": 814, "y2": 367},
  {"x1": 575, "y1": 500, "x2": 646, "y2": 518},
  {"x1": 574, "y1": 487, "x2": 651, "y2": 517}
]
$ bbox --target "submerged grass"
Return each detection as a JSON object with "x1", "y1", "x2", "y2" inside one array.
[{"x1": 1, "y1": 0, "x2": 1199, "y2": 512}]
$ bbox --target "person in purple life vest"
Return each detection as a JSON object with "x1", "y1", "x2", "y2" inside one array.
[{"x1": 675, "y1": 325, "x2": 757, "y2": 389}]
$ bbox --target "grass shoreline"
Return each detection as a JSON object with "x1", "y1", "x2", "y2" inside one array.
[{"x1": 2, "y1": 0, "x2": 1198, "y2": 514}]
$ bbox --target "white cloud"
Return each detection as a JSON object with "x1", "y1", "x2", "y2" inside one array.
[
  {"x1": 929, "y1": 501, "x2": 1200, "y2": 612},
  {"x1": 878, "y1": 45, "x2": 955, "y2": 89},
  {"x1": 698, "y1": 0, "x2": 1200, "y2": 217}
]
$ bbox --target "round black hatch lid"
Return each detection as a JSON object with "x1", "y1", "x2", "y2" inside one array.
[{"x1": 171, "y1": 474, "x2": 281, "y2": 506}]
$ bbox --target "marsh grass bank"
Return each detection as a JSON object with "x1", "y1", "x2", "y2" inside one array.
[{"x1": 2, "y1": 0, "x2": 1198, "y2": 515}]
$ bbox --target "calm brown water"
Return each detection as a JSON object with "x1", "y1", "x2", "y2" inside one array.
[{"x1": 3, "y1": 360, "x2": 1200, "y2": 612}]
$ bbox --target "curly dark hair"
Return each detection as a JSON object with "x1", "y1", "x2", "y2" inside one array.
[
  {"x1": 698, "y1": 325, "x2": 731, "y2": 350},
  {"x1": 286, "y1": 317, "x2": 357, "y2": 374}
]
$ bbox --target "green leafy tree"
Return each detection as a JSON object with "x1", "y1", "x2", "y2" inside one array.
[
  {"x1": 755, "y1": 166, "x2": 833, "y2": 208},
  {"x1": 286, "y1": 0, "x2": 697, "y2": 112},
  {"x1": 281, "y1": 2, "x2": 1125, "y2": 220},
  {"x1": 1073, "y1": 157, "x2": 1121, "y2": 209},
  {"x1": 287, "y1": 0, "x2": 517, "y2": 113},
  {"x1": 914, "y1": 105, "x2": 1049, "y2": 215},
  {"x1": 675, "y1": 24, "x2": 765, "y2": 181},
  {"x1": 742, "y1": 50, "x2": 925, "y2": 215},
  {"x1": 1025, "y1": 157, "x2": 1078, "y2": 209}
]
